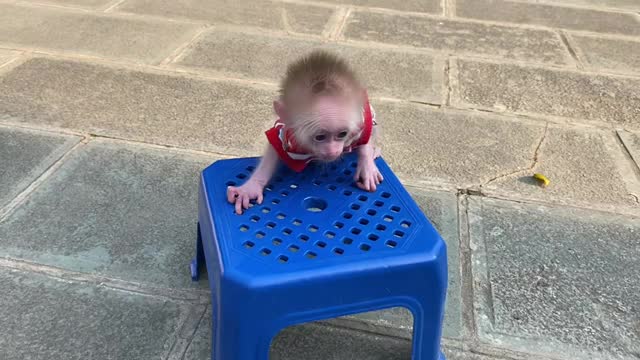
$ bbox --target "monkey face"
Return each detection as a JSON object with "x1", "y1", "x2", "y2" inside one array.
[{"x1": 311, "y1": 129, "x2": 350, "y2": 161}]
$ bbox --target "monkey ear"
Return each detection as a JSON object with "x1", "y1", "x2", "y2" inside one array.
[{"x1": 273, "y1": 100, "x2": 286, "y2": 119}]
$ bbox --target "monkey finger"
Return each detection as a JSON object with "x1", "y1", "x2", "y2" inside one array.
[
  {"x1": 355, "y1": 180, "x2": 367, "y2": 192},
  {"x1": 369, "y1": 178, "x2": 377, "y2": 192},
  {"x1": 235, "y1": 198, "x2": 243, "y2": 215},
  {"x1": 227, "y1": 187, "x2": 238, "y2": 203},
  {"x1": 242, "y1": 195, "x2": 250, "y2": 210},
  {"x1": 257, "y1": 193, "x2": 264, "y2": 205}
]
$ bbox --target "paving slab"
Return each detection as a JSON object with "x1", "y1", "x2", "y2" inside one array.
[
  {"x1": 456, "y1": 0, "x2": 640, "y2": 36},
  {"x1": 0, "y1": 3, "x2": 201, "y2": 64},
  {"x1": 618, "y1": 130, "x2": 640, "y2": 169},
  {"x1": 540, "y1": 0, "x2": 640, "y2": 10},
  {"x1": 0, "y1": 57, "x2": 275, "y2": 156},
  {"x1": 185, "y1": 311, "x2": 414, "y2": 360},
  {"x1": 117, "y1": 0, "x2": 334, "y2": 35},
  {"x1": 468, "y1": 197, "x2": 640, "y2": 360},
  {"x1": 19, "y1": 0, "x2": 114, "y2": 9},
  {"x1": 571, "y1": 33, "x2": 640, "y2": 74},
  {"x1": 0, "y1": 49, "x2": 20, "y2": 66},
  {"x1": 178, "y1": 29, "x2": 444, "y2": 103},
  {"x1": 485, "y1": 126, "x2": 639, "y2": 208},
  {"x1": 452, "y1": 59, "x2": 640, "y2": 127},
  {"x1": 0, "y1": 127, "x2": 80, "y2": 210},
  {"x1": 187, "y1": 315, "x2": 502, "y2": 360},
  {"x1": 335, "y1": 189, "x2": 462, "y2": 339},
  {"x1": 0, "y1": 139, "x2": 215, "y2": 289},
  {"x1": 343, "y1": 10, "x2": 570, "y2": 65},
  {"x1": 314, "y1": 0, "x2": 441, "y2": 13},
  {"x1": 375, "y1": 102, "x2": 545, "y2": 186},
  {"x1": 0, "y1": 267, "x2": 198, "y2": 360}
]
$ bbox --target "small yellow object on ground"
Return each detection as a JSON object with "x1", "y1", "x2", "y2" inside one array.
[{"x1": 533, "y1": 173, "x2": 550, "y2": 187}]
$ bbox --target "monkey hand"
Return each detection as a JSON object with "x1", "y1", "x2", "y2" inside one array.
[
  {"x1": 227, "y1": 180, "x2": 265, "y2": 215},
  {"x1": 355, "y1": 159, "x2": 384, "y2": 192}
]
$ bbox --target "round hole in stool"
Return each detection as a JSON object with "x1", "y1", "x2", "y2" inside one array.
[{"x1": 303, "y1": 197, "x2": 328, "y2": 212}]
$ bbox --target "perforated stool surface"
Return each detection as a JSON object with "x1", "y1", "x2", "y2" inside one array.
[{"x1": 192, "y1": 153, "x2": 447, "y2": 360}]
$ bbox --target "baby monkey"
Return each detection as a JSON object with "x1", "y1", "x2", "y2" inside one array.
[{"x1": 227, "y1": 50, "x2": 383, "y2": 215}]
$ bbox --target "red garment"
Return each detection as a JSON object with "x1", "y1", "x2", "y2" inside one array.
[{"x1": 265, "y1": 92, "x2": 377, "y2": 172}]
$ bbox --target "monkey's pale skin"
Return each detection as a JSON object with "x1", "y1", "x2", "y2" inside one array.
[
  {"x1": 227, "y1": 50, "x2": 383, "y2": 215},
  {"x1": 227, "y1": 141, "x2": 382, "y2": 215}
]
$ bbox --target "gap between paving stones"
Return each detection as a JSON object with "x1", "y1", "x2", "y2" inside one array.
[
  {"x1": 0, "y1": 137, "x2": 86, "y2": 221},
  {"x1": 0, "y1": 87, "x2": 639, "y2": 215},
  {"x1": 0, "y1": 257, "x2": 210, "y2": 304},
  {"x1": 11, "y1": 0, "x2": 640, "y2": 43}
]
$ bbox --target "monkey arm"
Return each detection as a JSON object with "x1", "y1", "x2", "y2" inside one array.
[
  {"x1": 248, "y1": 144, "x2": 280, "y2": 187},
  {"x1": 226, "y1": 145, "x2": 280, "y2": 214}
]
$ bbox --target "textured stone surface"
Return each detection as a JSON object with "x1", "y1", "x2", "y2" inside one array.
[
  {"x1": 0, "y1": 127, "x2": 79, "y2": 209},
  {"x1": 339, "y1": 189, "x2": 462, "y2": 339},
  {"x1": 186, "y1": 317, "x2": 504, "y2": 359},
  {"x1": 544, "y1": 0, "x2": 640, "y2": 10},
  {"x1": 486, "y1": 127, "x2": 639, "y2": 208},
  {"x1": 453, "y1": 59, "x2": 640, "y2": 126},
  {"x1": 456, "y1": 0, "x2": 640, "y2": 36},
  {"x1": 20, "y1": 0, "x2": 114, "y2": 8},
  {"x1": 0, "y1": 268, "x2": 193, "y2": 360},
  {"x1": 185, "y1": 314, "x2": 414, "y2": 360},
  {"x1": 0, "y1": 3, "x2": 200, "y2": 64},
  {"x1": 0, "y1": 140, "x2": 214, "y2": 288},
  {"x1": 469, "y1": 197, "x2": 640, "y2": 359},
  {"x1": 343, "y1": 10, "x2": 570, "y2": 65},
  {"x1": 179, "y1": 29, "x2": 444, "y2": 103},
  {"x1": 0, "y1": 49, "x2": 20, "y2": 65},
  {"x1": 572, "y1": 34, "x2": 640, "y2": 74},
  {"x1": 117, "y1": 0, "x2": 334, "y2": 35},
  {"x1": 315, "y1": 0, "x2": 441, "y2": 13},
  {"x1": 376, "y1": 102, "x2": 545, "y2": 186},
  {"x1": 0, "y1": 58, "x2": 275, "y2": 155},
  {"x1": 618, "y1": 130, "x2": 640, "y2": 170}
]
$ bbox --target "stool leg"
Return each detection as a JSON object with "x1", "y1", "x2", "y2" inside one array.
[
  {"x1": 212, "y1": 313, "x2": 273, "y2": 360},
  {"x1": 190, "y1": 222, "x2": 205, "y2": 281},
  {"x1": 410, "y1": 300, "x2": 446, "y2": 360}
]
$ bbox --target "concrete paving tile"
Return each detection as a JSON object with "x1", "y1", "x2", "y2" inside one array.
[
  {"x1": 178, "y1": 29, "x2": 444, "y2": 103},
  {"x1": 542, "y1": 0, "x2": 640, "y2": 10},
  {"x1": 468, "y1": 197, "x2": 640, "y2": 359},
  {"x1": 571, "y1": 34, "x2": 640, "y2": 74},
  {"x1": 315, "y1": 0, "x2": 441, "y2": 13},
  {"x1": 20, "y1": 0, "x2": 113, "y2": 9},
  {"x1": 185, "y1": 313, "x2": 414, "y2": 360},
  {"x1": 376, "y1": 102, "x2": 545, "y2": 186},
  {"x1": 0, "y1": 127, "x2": 80, "y2": 210},
  {"x1": 618, "y1": 130, "x2": 640, "y2": 170},
  {"x1": 486, "y1": 126, "x2": 639, "y2": 208},
  {"x1": 0, "y1": 267, "x2": 195, "y2": 360},
  {"x1": 452, "y1": 59, "x2": 640, "y2": 127},
  {"x1": 343, "y1": 10, "x2": 570, "y2": 65},
  {"x1": 186, "y1": 317, "x2": 499, "y2": 360},
  {"x1": 0, "y1": 3, "x2": 201, "y2": 64},
  {"x1": 338, "y1": 189, "x2": 462, "y2": 339},
  {"x1": 0, "y1": 139, "x2": 216, "y2": 288},
  {"x1": 0, "y1": 58, "x2": 275, "y2": 156},
  {"x1": 456, "y1": 0, "x2": 640, "y2": 36},
  {"x1": 117, "y1": 0, "x2": 334, "y2": 35}
]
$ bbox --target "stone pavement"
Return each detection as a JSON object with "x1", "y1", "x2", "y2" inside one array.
[{"x1": 0, "y1": 0, "x2": 639, "y2": 358}]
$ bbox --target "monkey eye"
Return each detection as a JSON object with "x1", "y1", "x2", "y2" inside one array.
[
  {"x1": 314, "y1": 134, "x2": 327, "y2": 142},
  {"x1": 337, "y1": 131, "x2": 348, "y2": 139}
]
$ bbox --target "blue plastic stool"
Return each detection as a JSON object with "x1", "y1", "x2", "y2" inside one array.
[{"x1": 191, "y1": 153, "x2": 447, "y2": 360}]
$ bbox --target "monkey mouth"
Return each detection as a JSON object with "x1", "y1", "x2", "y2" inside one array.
[{"x1": 318, "y1": 154, "x2": 342, "y2": 162}]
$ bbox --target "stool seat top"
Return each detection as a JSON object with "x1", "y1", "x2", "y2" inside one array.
[{"x1": 201, "y1": 153, "x2": 445, "y2": 281}]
